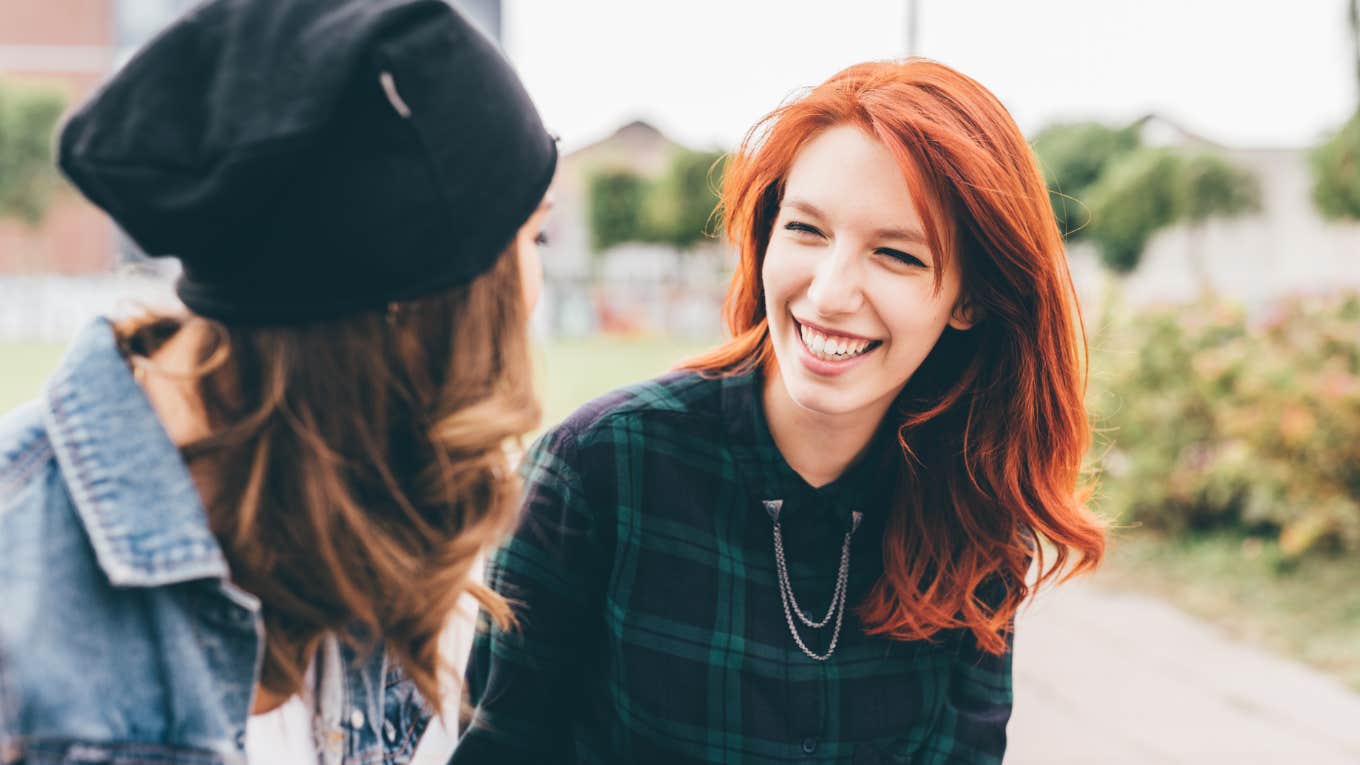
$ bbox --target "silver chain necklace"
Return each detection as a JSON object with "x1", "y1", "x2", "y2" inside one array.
[{"x1": 764, "y1": 500, "x2": 863, "y2": 662}]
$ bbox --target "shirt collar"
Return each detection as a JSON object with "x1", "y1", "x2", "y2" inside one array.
[
  {"x1": 42, "y1": 318, "x2": 230, "y2": 588},
  {"x1": 720, "y1": 369, "x2": 896, "y2": 527}
]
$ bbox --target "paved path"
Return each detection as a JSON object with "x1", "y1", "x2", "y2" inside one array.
[{"x1": 1008, "y1": 581, "x2": 1360, "y2": 764}]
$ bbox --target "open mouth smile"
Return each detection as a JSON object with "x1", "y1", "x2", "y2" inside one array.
[{"x1": 794, "y1": 318, "x2": 883, "y2": 363}]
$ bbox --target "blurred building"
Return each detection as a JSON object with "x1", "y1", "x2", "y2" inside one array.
[{"x1": 538, "y1": 120, "x2": 729, "y2": 338}]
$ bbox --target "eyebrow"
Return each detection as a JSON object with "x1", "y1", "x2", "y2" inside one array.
[{"x1": 782, "y1": 197, "x2": 930, "y2": 248}]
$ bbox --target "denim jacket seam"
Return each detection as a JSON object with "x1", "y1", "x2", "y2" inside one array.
[
  {"x1": 43, "y1": 383, "x2": 137, "y2": 586},
  {"x1": 0, "y1": 439, "x2": 53, "y2": 512},
  {"x1": 392, "y1": 710, "x2": 427, "y2": 760},
  {"x1": 45, "y1": 382, "x2": 104, "y2": 525}
]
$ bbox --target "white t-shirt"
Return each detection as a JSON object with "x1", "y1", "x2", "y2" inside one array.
[
  {"x1": 246, "y1": 692, "x2": 318, "y2": 765},
  {"x1": 409, "y1": 573, "x2": 484, "y2": 765}
]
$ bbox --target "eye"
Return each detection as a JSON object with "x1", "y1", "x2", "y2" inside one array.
[
  {"x1": 876, "y1": 247, "x2": 928, "y2": 268},
  {"x1": 534, "y1": 230, "x2": 550, "y2": 246},
  {"x1": 783, "y1": 220, "x2": 825, "y2": 238}
]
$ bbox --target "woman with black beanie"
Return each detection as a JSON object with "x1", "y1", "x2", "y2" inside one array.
[{"x1": 0, "y1": 1, "x2": 556, "y2": 762}]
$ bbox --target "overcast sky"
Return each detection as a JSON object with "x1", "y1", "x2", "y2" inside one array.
[{"x1": 503, "y1": 0, "x2": 1357, "y2": 153}]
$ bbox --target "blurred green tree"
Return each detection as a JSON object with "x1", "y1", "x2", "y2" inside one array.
[
  {"x1": 1308, "y1": 0, "x2": 1360, "y2": 220},
  {"x1": 1310, "y1": 111, "x2": 1360, "y2": 220},
  {"x1": 1085, "y1": 148, "x2": 1183, "y2": 273},
  {"x1": 1086, "y1": 147, "x2": 1261, "y2": 277},
  {"x1": 0, "y1": 79, "x2": 66, "y2": 224},
  {"x1": 1176, "y1": 152, "x2": 1263, "y2": 291},
  {"x1": 1030, "y1": 121, "x2": 1140, "y2": 239},
  {"x1": 645, "y1": 148, "x2": 726, "y2": 250},
  {"x1": 586, "y1": 168, "x2": 648, "y2": 253}
]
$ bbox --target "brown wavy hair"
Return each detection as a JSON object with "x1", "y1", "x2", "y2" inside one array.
[
  {"x1": 115, "y1": 242, "x2": 537, "y2": 710},
  {"x1": 684, "y1": 59, "x2": 1106, "y2": 654}
]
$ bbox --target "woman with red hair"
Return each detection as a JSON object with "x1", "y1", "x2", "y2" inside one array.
[{"x1": 454, "y1": 59, "x2": 1106, "y2": 764}]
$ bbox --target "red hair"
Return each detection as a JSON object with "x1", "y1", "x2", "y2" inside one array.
[{"x1": 684, "y1": 59, "x2": 1105, "y2": 654}]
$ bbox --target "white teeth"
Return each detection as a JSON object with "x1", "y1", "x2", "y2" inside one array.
[{"x1": 797, "y1": 322, "x2": 875, "y2": 362}]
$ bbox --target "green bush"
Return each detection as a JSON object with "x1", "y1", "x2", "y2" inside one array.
[
  {"x1": 1083, "y1": 148, "x2": 1260, "y2": 275},
  {"x1": 586, "y1": 169, "x2": 648, "y2": 253},
  {"x1": 644, "y1": 148, "x2": 725, "y2": 250},
  {"x1": 1030, "y1": 121, "x2": 1140, "y2": 239},
  {"x1": 588, "y1": 149, "x2": 727, "y2": 254},
  {"x1": 1310, "y1": 110, "x2": 1360, "y2": 220},
  {"x1": 1176, "y1": 152, "x2": 1262, "y2": 225},
  {"x1": 1085, "y1": 148, "x2": 1183, "y2": 273},
  {"x1": 1091, "y1": 293, "x2": 1360, "y2": 559},
  {"x1": 0, "y1": 79, "x2": 66, "y2": 224}
]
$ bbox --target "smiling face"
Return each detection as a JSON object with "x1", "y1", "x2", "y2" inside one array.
[{"x1": 762, "y1": 124, "x2": 973, "y2": 426}]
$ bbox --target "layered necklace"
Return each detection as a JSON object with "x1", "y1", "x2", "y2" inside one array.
[{"x1": 764, "y1": 499, "x2": 863, "y2": 662}]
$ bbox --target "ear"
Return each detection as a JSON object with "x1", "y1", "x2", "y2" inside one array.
[{"x1": 948, "y1": 296, "x2": 982, "y2": 331}]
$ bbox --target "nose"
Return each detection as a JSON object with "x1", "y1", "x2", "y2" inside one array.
[{"x1": 806, "y1": 246, "x2": 864, "y2": 317}]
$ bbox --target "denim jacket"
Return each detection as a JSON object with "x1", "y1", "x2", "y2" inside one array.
[{"x1": 0, "y1": 320, "x2": 432, "y2": 765}]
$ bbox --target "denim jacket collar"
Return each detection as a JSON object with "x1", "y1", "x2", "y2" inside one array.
[{"x1": 41, "y1": 318, "x2": 231, "y2": 588}]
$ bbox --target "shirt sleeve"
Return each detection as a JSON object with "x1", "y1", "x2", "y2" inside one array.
[
  {"x1": 450, "y1": 424, "x2": 609, "y2": 764},
  {"x1": 914, "y1": 619, "x2": 1014, "y2": 765}
]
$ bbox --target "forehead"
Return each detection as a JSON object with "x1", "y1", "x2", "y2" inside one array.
[{"x1": 781, "y1": 124, "x2": 925, "y2": 231}]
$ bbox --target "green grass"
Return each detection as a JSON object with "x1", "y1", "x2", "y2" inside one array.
[
  {"x1": 535, "y1": 335, "x2": 718, "y2": 427},
  {"x1": 1095, "y1": 529, "x2": 1360, "y2": 691},
  {"x1": 0, "y1": 343, "x2": 64, "y2": 415}
]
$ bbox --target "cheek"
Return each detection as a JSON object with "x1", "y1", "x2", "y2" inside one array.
[
  {"x1": 876, "y1": 283, "x2": 954, "y2": 346},
  {"x1": 760, "y1": 241, "x2": 807, "y2": 309}
]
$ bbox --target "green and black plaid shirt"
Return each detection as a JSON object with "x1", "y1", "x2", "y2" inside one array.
[{"x1": 453, "y1": 370, "x2": 1012, "y2": 765}]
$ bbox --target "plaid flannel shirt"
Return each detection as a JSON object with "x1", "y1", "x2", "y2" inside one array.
[{"x1": 452, "y1": 370, "x2": 1012, "y2": 765}]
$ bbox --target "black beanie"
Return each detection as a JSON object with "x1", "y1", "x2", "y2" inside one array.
[{"x1": 58, "y1": 0, "x2": 557, "y2": 324}]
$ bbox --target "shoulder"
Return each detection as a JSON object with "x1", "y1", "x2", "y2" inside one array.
[
  {"x1": 0, "y1": 396, "x2": 89, "y2": 587},
  {"x1": 519, "y1": 370, "x2": 725, "y2": 497},
  {"x1": 547, "y1": 369, "x2": 722, "y2": 448}
]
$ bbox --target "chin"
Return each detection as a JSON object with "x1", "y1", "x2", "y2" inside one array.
[{"x1": 782, "y1": 370, "x2": 865, "y2": 417}]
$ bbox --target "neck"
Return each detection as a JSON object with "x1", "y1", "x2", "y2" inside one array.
[{"x1": 760, "y1": 368, "x2": 890, "y2": 489}]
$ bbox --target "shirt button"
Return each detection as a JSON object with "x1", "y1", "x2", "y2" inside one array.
[
  {"x1": 801, "y1": 737, "x2": 817, "y2": 754},
  {"x1": 350, "y1": 709, "x2": 366, "y2": 730}
]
